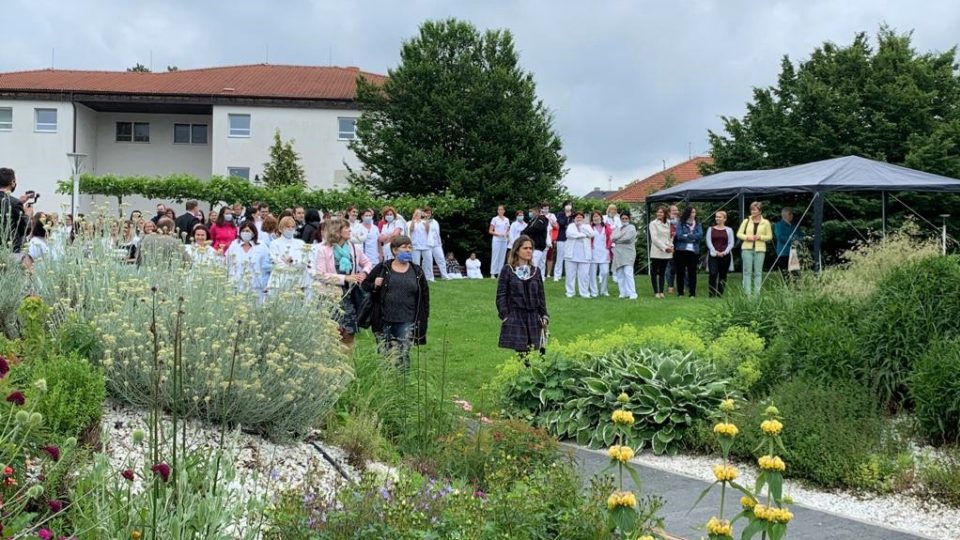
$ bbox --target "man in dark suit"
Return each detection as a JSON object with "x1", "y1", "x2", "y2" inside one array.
[
  {"x1": 174, "y1": 200, "x2": 201, "y2": 243},
  {"x1": 0, "y1": 168, "x2": 31, "y2": 253}
]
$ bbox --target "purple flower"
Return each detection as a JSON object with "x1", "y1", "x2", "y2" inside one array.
[
  {"x1": 474, "y1": 489, "x2": 486, "y2": 499},
  {"x1": 38, "y1": 528, "x2": 53, "y2": 540},
  {"x1": 5, "y1": 391, "x2": 25, "y2": 406},
  {"x1": 47, "y1": 499, "x2": 63, "y2": 512},
  {"x1": 42, "y1": 445, "x2": 61, "y2": 462},
  {"x1": 0, "y1": 356, "x2": 9, "y2": 378},
  {"x1": 151, "y1": 462, "x2": 171, "y2": 482},
  {"x1": 378, "y1": 486, "x2": 391, "y2": 501},
  {"x1": 121, "y1": 469, "x2": 135, "y2": 482}
]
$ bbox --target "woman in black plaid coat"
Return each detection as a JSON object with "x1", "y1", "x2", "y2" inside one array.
[{"x1": 497, "y1": 235, "x2": 549, "y2": 354}]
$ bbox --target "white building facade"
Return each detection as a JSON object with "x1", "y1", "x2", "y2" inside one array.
[{"x1": 0, "y1": 65, "x2": 381, "y2": 213}]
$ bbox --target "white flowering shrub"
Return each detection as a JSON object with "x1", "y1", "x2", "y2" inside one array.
[{"x1": 32, "y1": 239, "x2": 351, "y2": 440}]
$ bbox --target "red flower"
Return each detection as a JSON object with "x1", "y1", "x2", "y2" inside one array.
[
  {"x1": 3, "y1": 466, "x2": 12, "y2": 476},
  {"x1": 5, "y1": 391, "x2": 25, "y2": 406},
  {"x1": 151, "y1": 462, "x2": 171, "y2": 482},
  {"x1": 47, "y1": 499, "x2": 63, "y2": 512},
  {"x1": 42, "y1": 445, "x2": 61, "y2": 462},
  {"x1": 121, "y1": 469, "x2": 135, "y2": 482},
  {"x1": 38, "y1": 528, "x2": 52, "y2": 540},
  {"x1": 0, "y1": 356, "x2": 8, "y2": 378}
]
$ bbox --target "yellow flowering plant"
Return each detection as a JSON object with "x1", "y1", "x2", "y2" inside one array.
[
  {"x1": 738, "y1": 405, "x2": 795, "y2": 540},
  {"x1": 691, "y1": 397, "x2": 750, "y2": 540},
  {"x1": 600, "y1": 394, "x2": 664, "y2": 538}
]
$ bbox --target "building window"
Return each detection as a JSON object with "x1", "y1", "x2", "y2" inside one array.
[
  {"x1": 34, "y1": 108, "x2": 57, "y2": 133},
  {"x1": 116, "y1": 122, "x2": 150, "y2": 142},
  {"x1": 0, "y1": 108, "x2": 11, "y2": 131},
  {"x1": 174, "y1": 123, "x2": 208, "y2": 144},
  {"x1": 228, "y1": 114, "x2": 250, "y2": 137},
  {"x1": 227, "y1": 167, "x2": 250, "y2": 181},
  {"x1": 338, "y1": 117, "x2": 357, "y2": 140}
]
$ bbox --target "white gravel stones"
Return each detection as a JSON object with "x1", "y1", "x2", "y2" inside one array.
[
  {"x1": 629, "y1": 451, "x2": 960, "y2": 540},
  {"x1": 100, "y1": 401, "x2": 358, "y2": 502}
]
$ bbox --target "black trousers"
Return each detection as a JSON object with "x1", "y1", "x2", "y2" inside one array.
[
  {"x1": 650, "y1": 258, "x2": 669, "y2": 294},
  {"x1": 708, "y1": 254, "x2": 731, "y2": 297},
  {"x1": 673, "y1": 250, "x2": 698, "y2": 297}
]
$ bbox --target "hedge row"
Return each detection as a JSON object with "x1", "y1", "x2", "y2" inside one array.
[{"x1": 56, "y1": 174, "x2": 475, "y2": 216}]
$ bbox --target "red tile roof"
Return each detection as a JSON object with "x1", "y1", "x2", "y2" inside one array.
[
  {"x1": 607, "y1": 156, "x2": 714, "y2": 203},
  {"x1": 0, "y1": 64, "x2": 386, "y2": 101}
]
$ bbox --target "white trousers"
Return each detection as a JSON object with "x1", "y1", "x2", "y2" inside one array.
[
  {"x1": 615, "y1": 265, "x2": 637, "y2": 298},
  {"x1": 491, "y1": 240, "x2": 508, "y2": 276},
  {"x1": 565, "y1": 260, "x2": 592, "y2": 297},
  {"x1": 412, "y1": 249, "x2": 434, "y2": 281},
  {"x1": 430, "y1": 245, "x2": 449, "y2": 279},
  {"x1": 553, "y1": 241, "x2": 566, "y2": 280},
  {"x1": 589, "y1": 262, "x2": 610, "y2": 296},
  {"x1": 533, "y1": 249, "x2": 547, "y2": 280}
]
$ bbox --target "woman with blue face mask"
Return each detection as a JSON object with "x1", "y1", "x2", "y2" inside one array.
[
  {"x1": 362, "y1": 235, "x2": 430, "y2": 372},
  {"x1": 378, "y1": 206, "x2": 405, "y2": 262},
  {"x1": 359, "y1": 208, "x2": 381, "y2": 265}
]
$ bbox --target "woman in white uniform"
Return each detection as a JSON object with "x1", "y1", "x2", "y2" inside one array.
[
  {"x1": 379, "y1": 206, "x2": 405, "y2": 262},
  {"x1": 611, "y1": 211, "x2": 638, "y2": 299},
  {"x1": 465, "y1": 253, "x2": 483, "y2": 279},
  {"x1": 23, "y1": 215, "x2": 51, "y2": 269},
  {"x1": 508, "y1": 211, "x2": 526, "y2": 248},
  {"x1": 267, "y1": 216, "x2": 311, "y2": 292},
  {"x1": 407, "y1": 209, "x2": 434, "y2": 281},
  {"x1": 185, "y1": 225, "x2": 222, "y2": 265},
  {"x1": 360, "y1": 208, "x2": 381, "y2": 266},
  {"x1": 424, "y1": 208, "x2": 449, "y2": 280},
  {"x1": 347, "y1": 206, "x2": 367, "y2": 246},
  {"x1": 564, "y1": 212, "x2": 593, "y2": 298},
  {"x1": 489, "y1": 205, "x2": 510, "y2": 278},
  {"x1": 225, "y1": 222, "x2": 270, "y2": 296},
  {"x1": 589, "y1": 211, "x2": 612, "y2": 297}
]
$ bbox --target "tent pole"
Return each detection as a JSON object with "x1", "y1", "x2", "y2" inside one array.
[
  {"x1": 738, "y1": 191, "x2": 746, "y2": 223},
  {"x1": 881, "y1": 191, "x2": 887, "y2": 238},
  {"x1": 813, "y1": 192, "x2": 825, "y2": 272},
  {"x1": 645, "y1": 200, "x2": 652, "y2": 275}
]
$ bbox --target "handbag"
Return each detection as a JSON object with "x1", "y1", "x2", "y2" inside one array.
[
  {"x1": 788, "y1": 246, "x2": 801, "y2": 272},
  {"x1": 356, "y1": 266, "x2": 382, "y2": 329}
]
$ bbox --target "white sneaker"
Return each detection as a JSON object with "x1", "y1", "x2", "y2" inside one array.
[{"x1": 628, "y1": 295, "x2": 638, "y2": 300}]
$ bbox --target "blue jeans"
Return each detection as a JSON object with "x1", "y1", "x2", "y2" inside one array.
[
  {"x1": 378, "y1": 321, "x2": 414, "y2": 371},
  {"x1": 742, "y1": 250, "x2": 765, "y2": 295}
]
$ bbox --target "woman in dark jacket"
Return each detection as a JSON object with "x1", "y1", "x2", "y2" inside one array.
[
  {"x1": 300, "y1": 209, "x2": 322, "y2": 244},
  {"x1": 496, "y1": 234, "x2": 549, "y2": 357},
  {"x1": 361, "y1": 235, "x2": 430, "y2": 371}
]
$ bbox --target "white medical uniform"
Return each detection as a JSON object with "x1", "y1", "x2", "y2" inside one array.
[
  {"x1": 564, "y1": 223, "x2": 593, "y2": 298},
  {"x1": 489, "y1": 215, "x2": 510, "y2": 277}
]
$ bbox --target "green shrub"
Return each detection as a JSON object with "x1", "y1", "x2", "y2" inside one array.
[
  {"x1": 701, "y1": 282, "x2": 792, "y2": 344},
  {"x1": 500, "y1": 348, "x2": 729, "y2": 455},
  {"x1": 553, "y1": 319, "x2": 707, "y2": 360},
  {"x1": 328, "y1": 413, "x2": 397, "y2": 468},
  {"x1": 911, "y1": 338, "x2": 960, "y2": 445},
  {"x1": 733, "y1": 377, "x2": 884, "y2": 488},
  {"x1": 861, "y1": 255, "x2": 960, "y2": 408},
  {"x1": 763, "y1": 292, "x2": 863, "y2": 391},
  {"x1": 706, "y1": 325, "x2": 765, "y2": 393},
  {"x1": 920, "y1": 448, "x2": 960, "y2": 507},
  {"x1": 16, "y1": 353, "x2": 106, "y2": 441},
  {"x1": 32, "y1": 240, "x2": 352, "y2": 440}
]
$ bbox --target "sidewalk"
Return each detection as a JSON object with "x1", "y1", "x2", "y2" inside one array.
[{"x1": 568, "y1": 445, "x2": 929, "y2": 540}]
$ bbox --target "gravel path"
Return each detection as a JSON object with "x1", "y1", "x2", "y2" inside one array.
[{"x1": 611, "y1": 447, "x2": 959, "y2": 539}]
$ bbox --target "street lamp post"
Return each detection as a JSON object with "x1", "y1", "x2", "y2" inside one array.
[
  {"x1": 940, "y1": 214, "x2": 951, "y2": 256},
  {"x1": 66, "y1": 153, "x2": 87, "y2": 223}
]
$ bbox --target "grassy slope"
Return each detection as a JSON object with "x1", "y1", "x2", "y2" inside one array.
[{"x1": 356, "y1": 273, "x2": 741, "y2": 407}]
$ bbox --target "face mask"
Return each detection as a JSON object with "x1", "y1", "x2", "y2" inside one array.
[
  {"x1": 240, "y1": 231, "x2": 254, "y2": 242},
  {"x1": 516, "y1": 216, "x2": 524, "y2": 222},
  {"x1": 385, "y1": 215, "x2": 395, "y2": 223},
  {"x1": 541, "y1": 208, "x2": 550, "y2": 215},
  {"x1": 363, "y1": 216, "x2": 373, "y2": 224},
  {"x1": 564, "y1": 205, "x2": 572, "y2": 212},
  {"x1": 282, "y1": 229, "x2": 295, "y2": 239},
  {"x1": 224, "y1": 214, "x2": 234, "y2": 222},
  {"x1": 528, "y1": 212, "x2": 535, "y2": 220},
  {"x1": 397, "y1": 251, "x2": 413, "y2": 263},
  {"x1": 593, "y1": 220, "x2": 602, "y2": 225}
]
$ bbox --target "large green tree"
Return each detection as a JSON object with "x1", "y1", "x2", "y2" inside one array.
[
  {"x1": 262, "y1": 130, "x2": 307, "y2": 189},
  {"x1": 705, "y1": 27, "x2": 960, "y2": 257},
  {"x1": 350, "y1": 19, "x2": 566, "y2": 258}
]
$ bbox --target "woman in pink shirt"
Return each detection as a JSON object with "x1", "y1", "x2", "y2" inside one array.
[
  {"x1": 315, "y1": 217, "x2": 373, "y2": 352},
  {"x1": 209, "y1": 207, "x2": 238, "y2": 253}
]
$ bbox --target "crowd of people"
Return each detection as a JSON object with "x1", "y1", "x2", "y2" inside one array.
[{"x1": 2, "y1": 165, "x2": 805, "y2": 362}]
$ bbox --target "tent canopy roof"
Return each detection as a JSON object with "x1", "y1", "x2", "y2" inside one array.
[{"x1": 646, "y1": 155, "x2": 960, "y2": 202}]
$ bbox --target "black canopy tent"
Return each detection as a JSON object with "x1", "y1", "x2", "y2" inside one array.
[{"x1": 644, "y1": 156, "x2": 960, "y2": 269}]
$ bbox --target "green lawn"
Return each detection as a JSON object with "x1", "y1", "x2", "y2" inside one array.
[{"x1": 357, "y1": 273, "x2": 742, "y2": 408}]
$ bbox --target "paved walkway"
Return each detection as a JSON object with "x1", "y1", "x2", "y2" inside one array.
[{"x1": 568, "y1": 445, "x2": 927, "y2": 540}]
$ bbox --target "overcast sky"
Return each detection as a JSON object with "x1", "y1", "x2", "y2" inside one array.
[{"x1": 3, "y1": 0, "x2": 959, "y2": 195}]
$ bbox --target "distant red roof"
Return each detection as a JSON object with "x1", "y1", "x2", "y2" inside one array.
[
  {"x1": 607, "y1": 156, "x2": 714, "y2": 203},
  {"x1": 0, "y1": 64, "x2": 386, "y2": 101}
]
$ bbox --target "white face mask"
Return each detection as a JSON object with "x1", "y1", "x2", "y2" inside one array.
[
  {"x1": 282, "y1": 229, "x2": 295, "y2": 239},
  {"x1": 385, "y1": 215, "x2": 395, "y2": 223},
  {"x1": 240, "y1": 231, "x2": 254, "y2": 242},
  {"x1": 564, "y1": 205, "x2": 572, "y2": 212}
]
